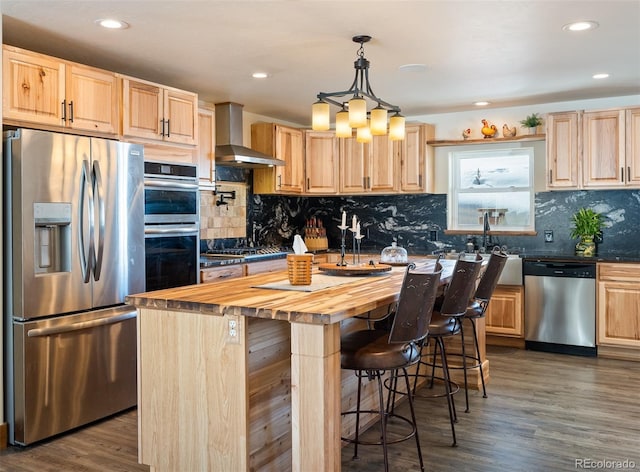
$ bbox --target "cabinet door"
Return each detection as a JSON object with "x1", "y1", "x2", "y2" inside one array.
[
  {"x1": 164, "y1": 88, "x2": 198, "y2": 145},
  {"x1": 121, "y1": 78, "x2": 163, "y2": 140},
  {"x1": 305, "y1": 131, "x2": 338, "y2": 194},
  {"x1": 66, "y1": 64, "x2": 118, "y2": 134},
  {"x1": 546, "y1": 112, "x2": 580, "y2": 189},
  {"x1": 582, "y1": 109, "x2": 626, "y2": 188},
  {"x1": 340, "y1": 136, "x2": 368, "y2": 193},
  {"x1": 597, "y1": 263, "x2": 640, "y2": 348},
  {"x1": 484, "y1": 286, "x2": 523, "y2": 337},
  {"x1": 2, "y1": 46, "x2": 65, "y2": 126},
  {"x1": 198, "y1": 108, "x2": 215, "y2": 187},
  {"x1": 400, "y1": 125, "x2": 425, "y2": 193},
  {"x1": 276, "y1": 126, "x2": 305, "y2": 193},
  {"x1": 626, "y1": 108, "x2": 640, "y2": 186},
  {"x1": 369, "y1": 135, "x2": 397, "y2": 192}
]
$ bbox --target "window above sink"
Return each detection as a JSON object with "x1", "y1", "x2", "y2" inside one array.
[{"x1": 447, "y1": 147, "x2": 535, "y2": 234}]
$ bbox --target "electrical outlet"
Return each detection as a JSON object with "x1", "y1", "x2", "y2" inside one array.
[
  {"x1": 429, "y1": 230, "x2": 438, "y2": 242},
  {"x1": 544, "y1": 230, "x2": 554, "y2": 243},
  {"x1": 226, "y1": 315, "x2": 240, "y2": 344}
]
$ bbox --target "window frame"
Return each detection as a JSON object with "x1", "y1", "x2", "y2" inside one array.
[{"x1": 447, "y1": 147, "x2": 535, "y2": 233}]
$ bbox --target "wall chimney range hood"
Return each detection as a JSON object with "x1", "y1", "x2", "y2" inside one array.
[{"x1": 214, "y1": 102, "x2": 285, "y2": 168}]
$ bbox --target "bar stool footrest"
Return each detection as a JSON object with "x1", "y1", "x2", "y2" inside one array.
[{"x1": 341, "y1": 409, "x2": 417, "y2": 446}]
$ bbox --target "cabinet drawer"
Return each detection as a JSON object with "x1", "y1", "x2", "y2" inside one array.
[
  {"x1": 200, "y1": 265, "x2": 244, "y2": 283},
  {"x1": 598, "y1": 263, "x2": 640, "y2": 282},
  {"x1": 245, "y1": 259, "x2": 287, "y2": 276}
]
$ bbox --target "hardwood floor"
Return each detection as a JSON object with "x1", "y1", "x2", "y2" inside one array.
[{"x1": 1, "y1": 346, "x2": 639, "y2": 472}]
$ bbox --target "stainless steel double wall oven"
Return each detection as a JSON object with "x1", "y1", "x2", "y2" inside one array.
[{"x1": 143, "y1": 161, "x2": 200, "y2": 291}]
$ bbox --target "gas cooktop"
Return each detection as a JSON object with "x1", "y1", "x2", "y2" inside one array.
[{"x1": 202, "y1": 247, "x2": 290, "y2": 262}]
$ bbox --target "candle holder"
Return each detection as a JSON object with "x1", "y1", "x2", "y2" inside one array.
[
  {"x1": 337, "y1": 225, "x2": 348, "y2": 266},
  {"x1": 350, "y1": 228, "x2": 358, "y2": 264},
  {"x1": 355, "y1": 234, "x2": 364, "y2": 265}
]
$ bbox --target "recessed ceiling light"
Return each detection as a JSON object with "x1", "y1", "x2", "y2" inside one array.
[
  {"x1": 399, "y1": 63, "x2": 427, "y2": 73},
  {"x1": 593, "y1": 73, "x2": 610, "y2": 79},
  {"x1": 95, "y1": 18, "x2": 129, "y2": 29},
  {"x1": 562, "y1": 20, "x2": 599, "y2": 32},
  {"x1": 474, "y1": 101, "x2": 490, "y2": 107},
  {"x1": 252, "y1": 72, "x2": 269, "y2": 79}
]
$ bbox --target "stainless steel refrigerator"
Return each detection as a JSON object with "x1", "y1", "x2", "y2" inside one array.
[{"x1": 3, "y1": 128, "x2": 145, "y2": 445}]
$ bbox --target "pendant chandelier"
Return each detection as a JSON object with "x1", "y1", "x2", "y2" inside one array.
[{"x1": 311, "y1": 35, "x2": 405, "y2": 142}]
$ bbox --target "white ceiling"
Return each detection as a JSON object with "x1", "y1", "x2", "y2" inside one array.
[{"x1": 2, "y1": 1, "x2": 639, "y2": 126}]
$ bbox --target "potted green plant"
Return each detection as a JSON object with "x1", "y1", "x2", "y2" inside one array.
[
  {"x1": 570, "y1": 207, "x2": 605, "y2": 256},
  {"x1": 519, "y1": 113, "x2": 543, "y2": 134}
]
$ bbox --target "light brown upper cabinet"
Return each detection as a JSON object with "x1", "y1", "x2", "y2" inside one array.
[
  {"x1": 305, "y1": 131, "x2": 339, "y2": 194},
  {"x1": 198, "y1": 107, "x2": 216, "y2": 188},
  {"x1": 340, "y1": 134, "x2": 397, "y2": 194},
  {"x1": 546, "y1": 107, "x2": 640, "y2": 190},
  {"x1": 3, "y1": 45, "x2": 118, "y2": 135},
  {"x1": 252, "y1": 123, "x2": 305, "y2": 194},
  {"x1": 582, "y1": 109, "x2": 626, "y2": 188},
  {"x1": 401, "y1": 124, "x2": 434, "y2": 193},
  {"x1": 121, "y1": 76, "x2": 198, "y2": 146},
  {"x1": 546, "y1": 111, "x2": 580, "y2": 189}
]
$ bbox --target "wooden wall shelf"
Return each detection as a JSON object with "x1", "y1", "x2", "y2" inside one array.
[{"x1": 427, "y1": 134, "x2": 546, "y2": 147}]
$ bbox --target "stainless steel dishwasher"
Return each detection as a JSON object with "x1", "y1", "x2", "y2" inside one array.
[{"x1": 524, "y1": 260, "x2": 597, "y2": 356}]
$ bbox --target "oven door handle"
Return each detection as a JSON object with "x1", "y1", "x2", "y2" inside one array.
[
  {"x1": 145, "y1": 225, "x2": 200, "y2": 236},
  {"x1": 27, "y1": 311, "x2": 137, "y2": 337},
  {"x1": 144, "y1": 179, "x2": 199, "y2": 190}
]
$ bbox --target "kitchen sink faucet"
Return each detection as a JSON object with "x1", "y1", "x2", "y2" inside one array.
[{"x1": 482, "y1": 211, "x2": 492, "y2": 251}]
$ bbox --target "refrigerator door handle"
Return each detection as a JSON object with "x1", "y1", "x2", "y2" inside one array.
[
  {"x1": 92, "y1": 160, "x2": 105, "y2": 281},
  {"x1": 78, "y1": 159, "x2": 95, "y2": 283},
  {"x1": 26, "y1": 311, "x2": 137, "y2": 337}
]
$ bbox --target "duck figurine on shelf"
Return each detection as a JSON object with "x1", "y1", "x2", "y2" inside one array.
[
  {"x1": 502, "y1": 124, "x2": 517, "y2": 137},
  {"x1": 481, "y1": 119, "x2": 498, "y2": 138},
  {"x1": 462, "y1": 128, "x2": 472, "y2": 139}
]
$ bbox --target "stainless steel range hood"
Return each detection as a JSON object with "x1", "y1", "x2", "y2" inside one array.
[{"x1": 215, "y1": 102, "x2": 285, "y2": 168}]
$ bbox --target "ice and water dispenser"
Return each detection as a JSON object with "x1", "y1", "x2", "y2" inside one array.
[{"x1": 34, "y1": 202, "x2": 72, "y2": 274}]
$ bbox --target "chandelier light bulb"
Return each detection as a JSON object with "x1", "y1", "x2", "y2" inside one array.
[
  {"x1": 311, "y1": 100, "x2": 330, "y2": 131},
  {"x1": 348, "y1": 96, "x2": 367, "y2": 128},
  {"x1": 356, "y1": 122, "x2": 372, "y2": 143},
  {"x1": 335, "y1": 110, "x2": 352, "y2": 138},
  {"x1": 389, "y1": 113, "x2": 406, "y2": 141},
  {"x1": 370, "y1": 105, "x2": 388, "y2": 136}
]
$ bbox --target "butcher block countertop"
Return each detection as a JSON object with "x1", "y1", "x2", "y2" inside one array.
[
  {"x1": 128, "y1": 258, "x2": 464, "y2": 472},
  {"x1": 126, "y1": 258, "x2": 455, "y2": 325}
]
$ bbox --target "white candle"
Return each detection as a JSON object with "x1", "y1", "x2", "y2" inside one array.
[
  {"x1": 356, "y1": 222, "x2": 361, "y2": 237},
  {"x1": 352, "y1": 215, "x2": 357, "y2": 231},
  {"x1": 341, "y1": 211, "x2": 346, "y2": 227}
]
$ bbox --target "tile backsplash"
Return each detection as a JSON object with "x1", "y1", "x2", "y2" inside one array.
[{"x1": 199, "y1": 182, "x2": 247, "y2": 240}]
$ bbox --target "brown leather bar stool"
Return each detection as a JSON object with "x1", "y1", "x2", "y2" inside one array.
[
  {"x1": 340, "y1": 262, "x2": 442, "y2": 472},
  {"x1": 412, "y1": 255, "x2": 483, "y2": 446},
  {"x1": 462, "y1": 248, "x2": 508, "y2": 405}
]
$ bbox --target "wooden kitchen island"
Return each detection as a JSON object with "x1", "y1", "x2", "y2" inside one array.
[{"x1": 126, "y1": 259, "x2": 487, "y2": 472}]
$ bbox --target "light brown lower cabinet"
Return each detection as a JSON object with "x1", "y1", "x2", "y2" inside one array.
[
  {"x1": 201, "y1": 258, "x2": 288, "y2": 284},
  {"x1": 597, "y1": 263, "x2": 640, "y2": 360},
  {"x1": 200, "y1": 264, "x2": 245, "y2": 283},
  {"x1": 485, "y1": 285, "x2": 524, "y2": 338}
]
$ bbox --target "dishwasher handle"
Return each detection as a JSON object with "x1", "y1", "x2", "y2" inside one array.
[{"x1": 523, "y1": 261, "x2": 596, "y2": 278}]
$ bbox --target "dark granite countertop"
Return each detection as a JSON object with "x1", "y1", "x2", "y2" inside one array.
[{"x1": 518, "y1": 250, "x2": 640, "y2": 263}]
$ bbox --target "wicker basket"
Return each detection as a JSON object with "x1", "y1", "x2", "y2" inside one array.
[{"x1": 287, "y1": 254, "x2": 313, "y2": 285}]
